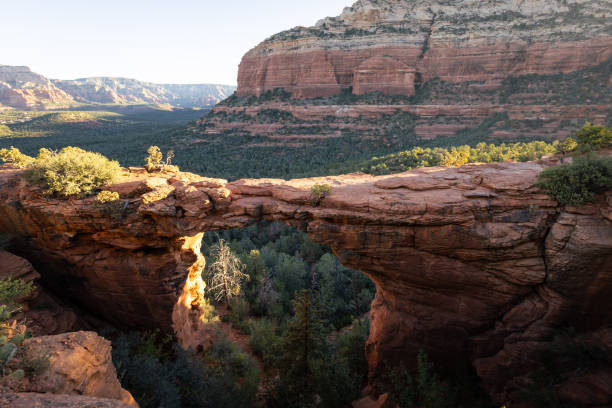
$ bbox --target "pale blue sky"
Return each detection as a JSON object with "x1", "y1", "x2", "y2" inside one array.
[{"x1": 0, "y1": 0, "x2": 352, "y2": 85}]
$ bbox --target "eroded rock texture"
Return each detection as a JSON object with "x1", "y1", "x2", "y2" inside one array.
[
  {"x1": 3, "y1": 331, "x2": 137, "y2": 405},
  {"x1": 0, "y1": 250, "x2": 89, "y2": 336},
  {"x1": 0, "y1": 158, "x2": 611, "y2": 404},
  {"x1": 195, "y1": 0, "x2": 612, "y2": 146}
]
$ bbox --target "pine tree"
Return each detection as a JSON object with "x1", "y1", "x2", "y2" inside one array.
[{"x1": 271, "y1": 290, "x2": 327, "y2": 407}]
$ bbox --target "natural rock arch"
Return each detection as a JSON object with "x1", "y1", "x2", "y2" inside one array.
[{"x1": 1, "y1": 160, "x2": 611, "y2": 404}]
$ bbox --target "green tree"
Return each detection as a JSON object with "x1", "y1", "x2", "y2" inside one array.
[
  {"x1": 536, "y1": 156, "x2": 612, "y2": 205},
  {"x1": 270, "y1": 290, "x2": 327, "y2": 406},
  {"x1": 574, "y1": 122, "x2": 612, "y2": 149},
  {"x1": 385, "y1": 350, "x2": 452, "y2": 408},
  {"x1": 205, "y1": 239, "x2": 249, "y2": 303}
]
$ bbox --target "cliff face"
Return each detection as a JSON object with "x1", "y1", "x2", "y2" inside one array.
[
  {"x1": 0, "y1": 66, "x2": 75, "y2": 110},
  {"x1": 0, "y1": 66, "x2": 236, "y2": 109},
  {"x1": 52, "y1": 77, "x2": 236, "y2": 107},
  {"x1": 238, "y1": 0, "x2": 611, "y2": 98},
  {"x1": 0, "y1": 156, "x2": 611, "y2": 405},
  {"x1": 196, "y1": 0, "x2": 611, "y2": 145}
]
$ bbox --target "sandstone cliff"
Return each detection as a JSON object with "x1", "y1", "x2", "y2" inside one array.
[
  {"x1": 0, "y1": 66, "x2": 75, "y2": 110},
  {"x1": 238, "y1": 0, "x2": 611, "y2": 98},
  {"x1": 195, "y1": 0, "x2": 612, "y2": 147},
  {"x1": 0, "y1": 155, "x2": 610, "y2": 405},
  {"x1": 0, "y1": 65, "x2": 236, "y2": 110}
]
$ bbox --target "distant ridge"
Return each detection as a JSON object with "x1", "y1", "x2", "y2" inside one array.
[{"x1": 0, "y1": 65, "x2": 236, "y2": 110}]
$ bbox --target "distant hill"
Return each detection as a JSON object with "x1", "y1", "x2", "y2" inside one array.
[{"x1": 0, "y1": 65, "x2": 235, "y2": 110}]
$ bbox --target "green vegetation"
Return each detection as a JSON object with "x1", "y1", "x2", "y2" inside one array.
[
  {"x1": 197, "y1": 223, "x2": 376, "y2": 407},
  {"x1": 573, "y1": 121, "x2": 612, "y2": 150},
  {"x1": 385, "y1": 351, "x2": 452, "y2": 408},
  {"x1": 21, "y1": 146, "x2": 121, "y2": 198},
  {"x1": 109, "y1": 330, "x2": 259, "y2": 408},
  {"x1": 1, "y1": 278, "x2": 48, "y2": 381},
  {"x1": 536, "y1": 155, "x2": 612, "y2": 205},
  {"x1": 0, "y1": 146, "x2": 121, "y2": 198},
  {"x1": 144, "y1": 145, "x2": 163, "y2": 171},
  {"x1": 360, "y1": 141, "x2": 557, "y2": 175},
  {"x1": 0, "y1": 146, "x2": 34, "y2": 167},
  {"x1": 204, "y1": 222, "x2": 375, "y2": 331},
  {"x1": 266, "y1": 290, "x2": 360, "y2": 408},
  {"x1": 0, "y1": 69, "x2": 608, "y2": 407},
  {"x1": 0, "y1": 107, "x2": 206, "y2": 168},
  {"x1": 94, "y1": 190, "x2": 124, "y2": 219},
  {"x1": 310, "y1": 183, "x2": 331, "y2": 206}
]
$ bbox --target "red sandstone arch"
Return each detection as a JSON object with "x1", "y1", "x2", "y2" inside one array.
[{"x1": 1, "y1": 160, "x2": 611, "y2": 404}]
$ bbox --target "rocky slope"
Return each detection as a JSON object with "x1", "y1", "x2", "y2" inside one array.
[
  {"x1": 0, "y1": 154, "x2": 610, "y2": 405},
  {"x1": 195, "y1": 0, "x2": 612, "y2": 146},
  {"x1": 1, "y1": 331, "x2": 137, "y2": 406},
  {"x1": 53, "y1": 77, "x2": 236, "y2": 108},
  {"x1": 0, "y1": 65, "x2": 235, "y2": 109},
  {"x1": 0, "y1": 66, "x2": 75, "y2": 110}
]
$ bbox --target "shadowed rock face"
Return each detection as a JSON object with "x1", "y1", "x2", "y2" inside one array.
[{"x1": 0, "y1": 158, "x2": 611, "y2": 404}]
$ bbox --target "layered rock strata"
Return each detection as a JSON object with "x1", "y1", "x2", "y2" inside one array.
[
  {"x1": 237, "y1": 0, "x2": 612, "y2": 98},
  {"x1": 0, "y1": 155, "x2": 611, "y2": 404},
  {"x1": 194, "y1": 0, "x2": 612, "y2": 149}
]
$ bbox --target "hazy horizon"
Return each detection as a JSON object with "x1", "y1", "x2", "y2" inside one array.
[{"x1": 1, "y1": 0, "x2": 351, "y2": 86}]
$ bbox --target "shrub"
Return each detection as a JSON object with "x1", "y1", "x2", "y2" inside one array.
[
  {"x1": 536, "y1": 156, "x2": 612, "y2": 205},
  {"x1": 310, "y1": 183, "x2": 332, "y2": 206},
  {"x1": 144, "y1": 146, "x2": 163, "y2": 172},
  {"x1": 144, "y1": 146, "x2": 179, "y2": 173},
  {"x1": 95, "y1": 190, "x2": 120, "y2": 204},
  {"x1": 227, "y1": 296, "x2": 250, "y2": 328},
  {"x1": 23, "y1": 147, "x2": 121, "y2": 198},
  {"x1": 111, "y1": 330, "x2": 259, "y2": 408},
  {"x1": 0, "y1": 124, "x2": 12, "y2": 136},
  {"x1": 1, "y1": 278, "x2": 43, "y2": 380},
  {"x1": 557, "y1": 137, "x2": 578, "y2": 153},
  {"x1": 248, "y1": 318, "x2": 281, "y2": 368},
  {"x1": 574, "y1": 122, "x2": 612, "y2": 149},
  {"x1": 94, "y1": 190, "x2": 124, "y2": 219},
  {"x1": 0, "y1": 146, "x2": 34, "y2": 168}
]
